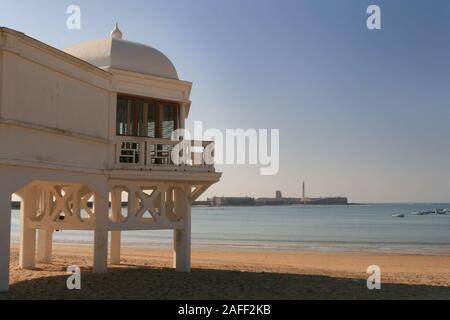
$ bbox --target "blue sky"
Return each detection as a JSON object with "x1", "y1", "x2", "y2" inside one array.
[{"x1": 1, "y1": 0, "x2": 450, "y2": 202}]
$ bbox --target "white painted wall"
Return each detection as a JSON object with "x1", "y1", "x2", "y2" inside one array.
[
  {"x1": 0, "y1": 126, "x2": 109, "y2": 169},
  {"x1": 0, "y1": 29, "x2": 112, "y2": 170},
  {"x1": 1, "y1": 55, "x2": 110, "y2": 138}
]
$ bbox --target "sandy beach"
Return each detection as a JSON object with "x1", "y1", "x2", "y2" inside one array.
[{"x1": 1, "y1": 244, "x2": 450, "y2": 300}]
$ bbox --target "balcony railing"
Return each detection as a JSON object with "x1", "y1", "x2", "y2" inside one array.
[{"x1": 115, "y1": 136, "x2": 214, "y2": 170}]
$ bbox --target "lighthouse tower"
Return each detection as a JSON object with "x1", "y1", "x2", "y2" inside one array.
[{"x1": 302, "y1": 181, "x2": 306, "y2": 204}]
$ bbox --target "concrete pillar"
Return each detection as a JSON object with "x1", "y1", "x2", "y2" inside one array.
[
  {"x1": 0, "y1": 190, "x2": 12, "y2": 292},
  {"x1": 36, "y1": 187, "x2": 53, "y2": 264},
  {"x1": 179, "y1": 103, "x2": 186, "y2": 132},
  {"x1": 173, "y1": 188, "x2": 191, "y2": 272},
  {"x1": 110, "y1": 189, "x2": 121, "y2": 265},
  {"x1": 19, "y1": 187, "x2": 36, "y2": 270},
  {"x1": 93, "y1": 190, "x2": 109, "y2": 273},
  {"x1": 110, "y1": 231, "x2": 121, "y2": 265},
  {"x1": 36, "y1": 229, "x2": 53, "y2": 264}
]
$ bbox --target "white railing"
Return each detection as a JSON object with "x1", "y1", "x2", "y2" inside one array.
[{"x1": 115, "y1": 136, "x2": 214, "y2": 170}]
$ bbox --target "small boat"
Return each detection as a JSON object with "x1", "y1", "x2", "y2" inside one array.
[
  {"x1": 392, "y1": 214, "x2": 405, "y2": 218},
  {"x1": 411, "y1": 210, "x2": 433, "y2": 216},
  {"x1": 411, "y1": 211, "x2": 427, "y2": 215},
  {"x1": 435, "y1": 209, "x2": 447, "y2": 215}
]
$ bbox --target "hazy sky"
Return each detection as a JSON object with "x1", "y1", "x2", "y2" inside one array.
[{"x1": 1, "y1": 0, "x2": 450, "y2": 202}]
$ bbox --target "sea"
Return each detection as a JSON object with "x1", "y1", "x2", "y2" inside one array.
[{"x1": 9, "y1": 204, "x2": 450, "y2": 255}]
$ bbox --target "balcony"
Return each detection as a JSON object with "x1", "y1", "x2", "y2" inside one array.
[{"x1": 114, "y1": 136, "x2": 215, "y2": 172}]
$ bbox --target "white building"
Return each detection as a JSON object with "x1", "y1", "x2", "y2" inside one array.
[{"x1": 0, "y1": 25, "x2": 221, "y2": 292}]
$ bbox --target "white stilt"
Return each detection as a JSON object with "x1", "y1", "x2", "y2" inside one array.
[
  {"x1": 110, "y1": 231, "x2": 121, "y2": 265},
  {"x1": 36, "y1": 187, "x2": 52, "y2": 264},
  {"x1": 174, "y1": 189, "x2": 191, "y2": 272},
  {"x1": 36, "y1": 229, "x2": 53, "y2": 264},
  {"x1": 0, "y1": 191, "x2": 12, "y2": 292},
  {"x1": 110, "y1": 189, "x2": 121, "y2": 265},
  {"x1": 93, "y1": 191, "x2": 109, "y2": 273},
  {"x1": 19, "y1": 187, "x2": 36, "y2": 270}
]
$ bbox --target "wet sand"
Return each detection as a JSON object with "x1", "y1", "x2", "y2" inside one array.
[{"x1": 2, "y1": 245, "x2": 450, "y2": 300}]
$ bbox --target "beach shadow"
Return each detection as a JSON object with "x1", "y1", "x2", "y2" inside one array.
[{"x1": 2, "y1": 265, "x2": 450, "y2": 300}]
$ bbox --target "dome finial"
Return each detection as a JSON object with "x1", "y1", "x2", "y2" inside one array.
[{"x1": 110, "y1": 22, "x2": 123, "y2": 39}]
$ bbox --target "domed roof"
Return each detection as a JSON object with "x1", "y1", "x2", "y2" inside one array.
[{"x1": 64, "y1": 24, "x2": 179, "y2": 80}]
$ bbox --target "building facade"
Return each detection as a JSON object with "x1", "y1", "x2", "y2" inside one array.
[{"x1": 0, "y1": 25, "x2": 221, "y2": 292}]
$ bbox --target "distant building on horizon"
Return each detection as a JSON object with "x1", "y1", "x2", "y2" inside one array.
[
  {"x1": 209, "y1": 197, "x2": 255, "y2": 207},
  {"x1": 203, "y1": 180, "x2": 349, "y2": 207},
  {"x1": 276, "y1": 191, "x2": 283, "y2": 199}
]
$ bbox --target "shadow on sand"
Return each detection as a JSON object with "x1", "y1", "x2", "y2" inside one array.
[{"x1": 1, "y1": 265, "x2": 450, "y2": 300}]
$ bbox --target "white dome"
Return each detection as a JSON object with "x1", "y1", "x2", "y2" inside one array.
[{"x1": 64, "y1": 26, "x2": 179, "y2": 80}]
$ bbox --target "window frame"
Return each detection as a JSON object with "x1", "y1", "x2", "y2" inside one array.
[{"x1": 116, "y1": 94, "x2": 180, "y2": 139}]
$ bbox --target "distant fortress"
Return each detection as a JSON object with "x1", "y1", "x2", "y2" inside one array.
[{"x1": 198, "y1": 182, "x2": 349, "y2": 207}]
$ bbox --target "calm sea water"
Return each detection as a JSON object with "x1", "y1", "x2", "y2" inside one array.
[{"x1": 10, "y1": 204, "x2": 450, "y2": 254}]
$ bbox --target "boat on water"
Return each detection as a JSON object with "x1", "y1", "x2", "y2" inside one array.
[
  {"x1": 392, "y1": 214, "x2": 405, "y2": 218},
  {"x1": 411, "y1": 209, "x2": 447, "y2": 216},
  {"x1": 411, "y1": 211, "x2": 432, "y2": 216}
]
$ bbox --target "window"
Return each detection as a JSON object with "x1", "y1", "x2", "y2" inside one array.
[
  {"x1": 116, "y1": 98, "x2": 128, "y2": 135},
  {"x1": 162, "y1": 104, "x2": 178, "y2": 139},
  {"x1": 116, "y1": 95, "x2": 179, "y2": 139},
  {"x1": 131, "y1": 101, "x2": 144, "y2": 137},
  {"x1": 147, "y1": 101, "x2": 157, "y2": 138}
]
